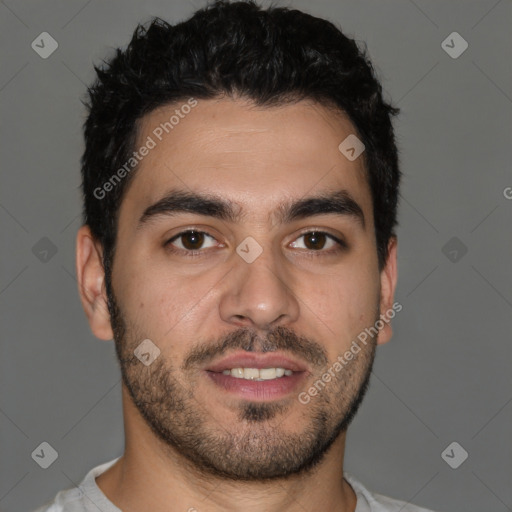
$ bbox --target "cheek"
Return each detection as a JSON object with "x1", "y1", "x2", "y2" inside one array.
[
  {"x1": 120, "y1": 264, "x2": 221, "y2": 340},
  {"x1": 311, "y1": 265, "x2": 379, "y2": 341}
]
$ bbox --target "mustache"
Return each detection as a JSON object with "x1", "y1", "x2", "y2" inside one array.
[{"x1": 181, "y1": 325, "x2": 328, "y2": 371}]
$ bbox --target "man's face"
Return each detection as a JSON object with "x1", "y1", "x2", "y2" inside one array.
[{"x1": 101, "y1": 98, "x2": 395, "y2": 481}]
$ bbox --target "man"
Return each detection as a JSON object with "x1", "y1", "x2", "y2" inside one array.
[{"x1": 34, "y1": 1, "x2": 439, "y2": 511}]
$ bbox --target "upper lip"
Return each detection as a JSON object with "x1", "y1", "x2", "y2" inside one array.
[{"x1": 205, "y1": 352, "x2": 309, "y2": 373}]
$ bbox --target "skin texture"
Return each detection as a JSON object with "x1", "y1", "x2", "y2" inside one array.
[{"x1": 76, "y1": 97, "x2": 398, "y2": 512}]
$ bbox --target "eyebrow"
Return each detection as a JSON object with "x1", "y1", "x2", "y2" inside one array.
[{"x1": 137, "y1": 188, "x2": 365, "y2": 229}]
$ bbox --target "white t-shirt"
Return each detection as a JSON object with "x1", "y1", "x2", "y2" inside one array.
[{"x1": 32, "y1": 457, "x2": 439, "y2": 512}]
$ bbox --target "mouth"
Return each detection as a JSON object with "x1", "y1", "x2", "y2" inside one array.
[
  {"x1": 205, "y1": 351, "x2": 309, "y2": 373},
  {"x1": 204, "y1": 352, "x2": 310, "y2": 401}
]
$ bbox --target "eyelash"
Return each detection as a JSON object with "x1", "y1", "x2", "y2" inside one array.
[{"x1": 164, "y1": 229, "x2": 347, "y2": 258}]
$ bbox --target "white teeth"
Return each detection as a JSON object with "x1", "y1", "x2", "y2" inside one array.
[
  {"x1": 243, "y1": 368, "x2": 260, "y2": 380},
  {"x1": 220, "y1": 367, "x2": 293, "y2": 380},
  {"x1": 259, "y1": 368, "x2": 277, "y2": 380}
]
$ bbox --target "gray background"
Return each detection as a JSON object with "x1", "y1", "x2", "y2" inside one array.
[{"x1": 1, "y1": 0, "x2": 511, "y2": 511}]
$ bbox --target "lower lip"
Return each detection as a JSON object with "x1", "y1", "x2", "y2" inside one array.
[{"x1": 206, "y1": 371, "x2": 307, "y2": 401}]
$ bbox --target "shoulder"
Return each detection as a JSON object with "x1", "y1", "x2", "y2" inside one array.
[
  {"x1": 31, "y1": 457, "x2": 121, "y2": 512},
  {"x1": 370, "y1": 490, "x2": 439, "y2": 512},
  {"x1": 30, "y1": 485, "x2": 85, "y2": 512},
  {"x1": 345, "y1": 473, "x2": 440, "y2": 512}
]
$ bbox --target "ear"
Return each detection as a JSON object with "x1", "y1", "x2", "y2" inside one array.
[
  {"x1": 76, "y1": 225, "x2": 114, "y2": 341},
  {"x1": 376, "y1": 236, "x2": 398, "y2": 345}
]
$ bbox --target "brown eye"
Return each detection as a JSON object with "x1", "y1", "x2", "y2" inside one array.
[
  {"x1": 303, "y1": 232, "x2": 327, "y2": 250},
  {"x1": 166, "y1": 230, "x2": 217, "y2": 253},
  {"x1": 289, "y1": 231, "x2": 346, "y2": 254},
  {"x1": 180, "y1": 231, "x2": 205, "y2": 250}
]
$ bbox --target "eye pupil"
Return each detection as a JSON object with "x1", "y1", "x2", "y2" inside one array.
[
  {"x1": 304, "y1": 231, "x2": 326, "y2": 250},
  {"x1": 182, "y1": 231, "x2": 204, "y2": 250}
]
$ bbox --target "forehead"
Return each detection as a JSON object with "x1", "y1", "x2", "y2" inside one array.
[{"x1": 119, "y1": 97, "x2": 373, "y2": 226}]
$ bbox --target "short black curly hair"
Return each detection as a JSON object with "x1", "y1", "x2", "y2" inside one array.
[{"x1": 81, "y1": 0, "x2": 401, "y2": 295}]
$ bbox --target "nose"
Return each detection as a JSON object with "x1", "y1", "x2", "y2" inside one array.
[{"x1": 218, "y1": 245, "x2": 300, "y2": 331}]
